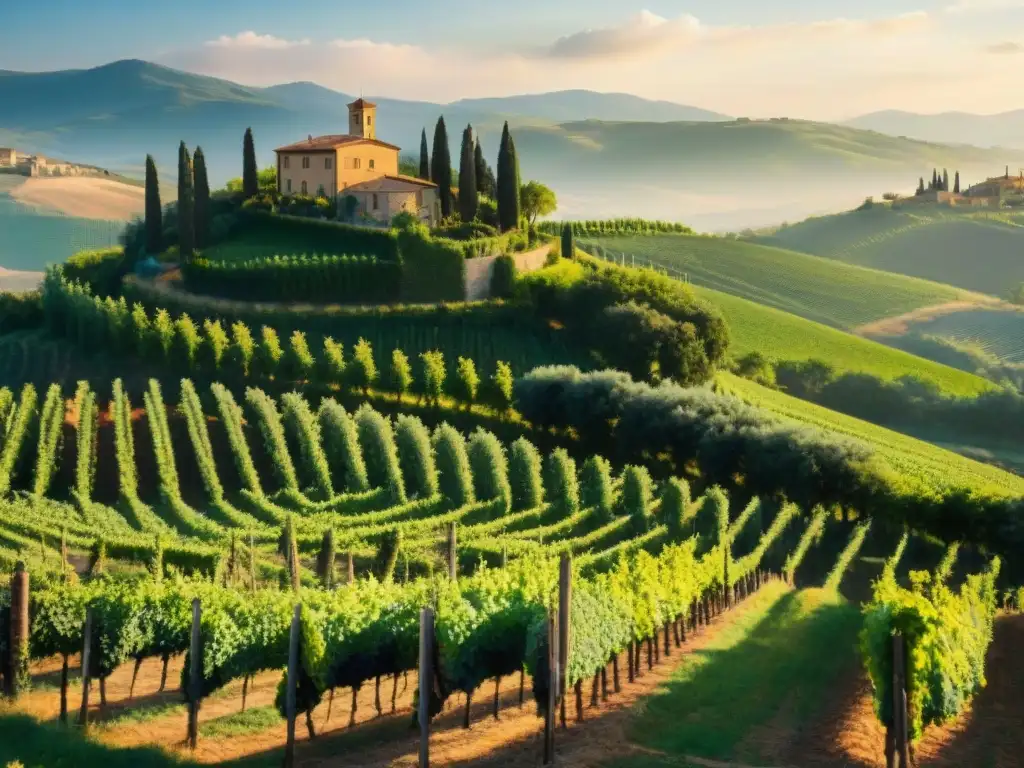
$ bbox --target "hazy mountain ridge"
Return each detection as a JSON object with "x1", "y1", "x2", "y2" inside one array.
[
  {"x1": 4, "y1": 60, "x2": 1024, "y2": 230},
  {"x1": 845, "y1": 109, "x2": 1024, "y2": 151}
]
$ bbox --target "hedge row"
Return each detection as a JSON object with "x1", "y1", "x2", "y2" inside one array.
[{"x1": 182, "y1": 253, "x2": 400, "y2": 304}]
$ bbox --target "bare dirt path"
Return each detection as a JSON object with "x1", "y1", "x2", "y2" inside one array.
[{"x1": 853, "y1": 299, "x2": 1010, "y2": 338}]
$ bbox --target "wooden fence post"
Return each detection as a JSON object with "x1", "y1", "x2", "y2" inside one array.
[
  {"x1": 77, "y1": 608, "x2": 93, "y2": 729},
  {"x1": 187, "y1": 598, "x2": 201, "y2": 750},
  {"x1": 285, "y1": 603, "x2": 301, "y2": 768},
  {"x1": 447, "y1": 523, "x2": 458, "y2": 581},
  {"x1": 557, "y1": 554, "x2": 571, "y2": 730},
  {"x1": 347, "y1": 551, "x2": 355, "y2": 584},
  {"x1": 419, "y1": 607, "x2": 434, "y2": 768},
  {"x1": 8, "y1": 563, "x2": 28, "y2": 698},
  {"x1": 543, "y1": 609, "x2": 558, "y2": 765}
]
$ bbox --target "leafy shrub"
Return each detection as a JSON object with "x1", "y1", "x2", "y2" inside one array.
[
  {"x1": 661, "y1": 478, "x2": 691, "y2": 539},
  {"x1": 453, "y1": 357, "x2": 480, "y2": 405},
  {"x1": 394, "y1": 414, "x2": 439, "y2": 500},
  {"x1": 420, "y1": 350, "x2": 446, "y2": 406},
  {"x1": 580, "y1": 456, "x2": 615, "y2": 523},
  {"x1": 508, "y1": 438, "x2": 544, "y2": 512},
  {"x1": 544, "y1": 448, "x2": 579, "y2": 519},
  {"x1": 432, "y1": 423, "x2": 475, "y2": 508},
  {"x1": 490, "y1": 255, "x2": 517, "y2": 299},
  {"x1": 619, "y1": 465, "x2": 654, "y2": 533},
  {"x1": 467, "y1": 429, "x2": 512, "y2": 514},
  {"x1": 354, "y1": 405, "x2": 406, "y2": 505}
]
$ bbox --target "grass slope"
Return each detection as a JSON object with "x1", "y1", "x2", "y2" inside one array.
[
  {"x1": 756, "y1": 205, "x2": 1024, "y2": 297},
  {"x1": 580, "y1": 233, "x2": 971, "y2": 330},
  {"x1": 716, "y1": 372, "x2": 1024, "y2": 498},
  {"x1": 610, "y1": 585, "x2": 861, "y2": 767},
  {"x1": 889, "y1": 308, "x2": 1024, "y2": 365},
  {"x1": 691, "y1": 285, "x2": 993, "y2": 396}
]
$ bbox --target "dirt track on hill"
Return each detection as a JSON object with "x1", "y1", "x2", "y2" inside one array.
[
  {"x1": 854, "y1": 299, "x2": 1008, "y2": 337},
  {"x1": 8, "y1": 177, "x2": 143, "y2": 221}
]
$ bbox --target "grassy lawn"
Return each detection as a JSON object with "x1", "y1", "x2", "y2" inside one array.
[
  {"x1": 694, "y1": 286, "x2": 993, "y2": 396},
  {"x1": 608, "y1": 586, "x2": 862, "y2": 767},
  {"x1": 580, "y1": 232, "x2": 969, "y2": 329}
]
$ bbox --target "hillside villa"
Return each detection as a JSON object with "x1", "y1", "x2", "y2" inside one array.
[
  {"x1": 274, "y1": 99, "x2": 440, "y2": 225},
  {"x1": 908, "y1": 167, "x2": 1024, "y2": 208}
]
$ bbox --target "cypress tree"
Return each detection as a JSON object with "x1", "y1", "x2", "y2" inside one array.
[
  {"x1": 475, "y1": 138, "x2": 494, "y2": 198},
  {"x1": 418, "y1": 129, "x2": 430, "y2": 181},
  {"x1": 458, "y1": 125, "x2": 478, "y2": 222},
  {"x1": 510, "y1": 135, "x2": 522, "y2": 227},
  {"x1": 430, "y1": 117, "x2": 453, "y2": 219},
  {"x1": 917, "y1": 177, "x2": 925, "y2": 195},
  {"x1": 242, "y1": 127, "x2": 258, "y2": 198},
  {"x1": 931, "y1": 169, "x2": 938, "y2": 190},
  {"x1": 497, "y1": 122, "x2": 521, "y2": 231},
  {"x1": 954, "y1": 171, "x2": 961, "y2": 194},
  {"x1": 561, "y1": 222, "x2": 575, "y2": 259},
  {"x1": 177, "y1": 143, "x2": 195, "y2": 263},
  {"x1": 193, "y1": 146, "x2": 211, "y2": 250},
  {"x1": 144, "y1": 155, "x2": 163, "y2": 255},
  {"x1": 942, "y1": 168, "x2": 949, "y2": 192}
]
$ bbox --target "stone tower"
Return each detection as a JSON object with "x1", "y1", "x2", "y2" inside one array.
[{"x1": 348, "y1": 98, "x2": 377, "y2": 140}]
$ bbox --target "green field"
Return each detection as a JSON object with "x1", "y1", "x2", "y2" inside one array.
[
  {"x1": 579, "y1": 232, "x2": 970, "y2": 330},
  {"x1": 716, "y1": 371, "x2": 1024, "y2": 498},
  {"x1": 692, "y1": 286, "x2": 993, "y2": 396},
  {"x1": 755, "y1": 205, "x2": 1024, "y2": 297}
]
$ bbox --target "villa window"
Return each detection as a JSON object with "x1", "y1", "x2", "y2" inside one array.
[
  {"x1": 354, "y1": 158, "x2": 362, "y2": 170},
  {"x1": 416, "y1": 190, "x2": 423, "y2": 206},
  {"x1": 325, "y1": 157, "x2": 333, "y2": 170},
  {"x1": 283, "y1": 156, "x2": 290, "y2": 169},
  {"x1": 301, "y1": 180, "x2": 308, "y2": 195},
  {"x1": 368, "y1": 116, "x2": 372, "y2": 126},
  {"x1": 302, "y1": 156, "x2": 310, "y2": 169},
  {"x1": 372, "y1": 193, "x2": 379, "y2": 210},
  {"x1": 369, "y1": 159, "x2": 375, "y2": 170},
  {"x1": 286, "y1": 179, "x2": 292, "y2": 193}
]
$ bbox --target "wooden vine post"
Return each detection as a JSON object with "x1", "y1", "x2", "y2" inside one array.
[
  {"x1": 890, "y1": 633, "x2": 911, "y2": 768},
  {"x1": 284, "y1": 603, "x2": 301, "y2": 768},
  {"x1": 557, "y1": 554, "x2": 571, "y2": 729},
  {"x1": 543, "y1": 609, "x2": 559, "y2": 765},
  {"x1": 447, "y1": 522, "x2": 458, "y2": 581},
  {"x1": 77, "y1": 608, "x2": 93, "y2": 729},
  {"x1": 418, "y1": 607, "x2": 435, "y2": 768},
  {"x1": 347, "y1": 551, "x2": 355, "y2": 584},
  {"x1": 187, "y1": 598, "x2": 202, "y2": 751},
  {"x1": 7, "y1": 562, "x2": 28, "y2": 698}
]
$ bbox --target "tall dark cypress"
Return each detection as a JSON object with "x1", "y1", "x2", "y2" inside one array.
[
  {"x1": 457, "y1": 125, "x2": 478, "y2": 222},
  {"x1": 242, "y1": 127, "x2": 258, "y2": 198},
  {"x1": 942, "y1": 169, "x2": 949, "y2": 192},
  {"x1": 496, "y1": 122, "x2": 519, "y2": 231},
  {"x1": 561, "y1": 223, "x2": 575, "y2": 260},
  {"x1": 931, "y1": 169, "x2": 938, "y2": 190},
  {"x1": 430, "y1": 117, "x2": 453, "y2": 219},
  {"x1": 509, "y1": 135, "x2": 522, "y2": 229},
  {"x1": 418, "y1": 129, "x2": 430, "y2": 180},
  {"x1": 177, "y1": 143, "x2": 195, "y2": 263},
  {"x1": 144, "y1": 155, "x2": 162, "y2": 255},
  {"x1": 474, "y1": 138, "x2": 494, "y2": 198},
  {"x1": 954, "y1": 171, "x2": 961, "y2": 194},
  {"x1": 917, "y1": 177, "x2": 925, "y2": 195},
  {"x1": 193, "y1": 147, "x2": 211, "y2": 250}
]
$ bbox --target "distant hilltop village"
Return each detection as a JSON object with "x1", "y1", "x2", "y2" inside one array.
[
  {"x1": 900, "y1": 166, "x2": 1024, "y2": 208},
  {"x1": 0, "y1": 147, "x2": 121, "y2": 179}
]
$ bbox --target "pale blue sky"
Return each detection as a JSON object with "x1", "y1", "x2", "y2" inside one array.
[{"x1": 4, "y1": 0, "x2": 1024, "y2": 117}]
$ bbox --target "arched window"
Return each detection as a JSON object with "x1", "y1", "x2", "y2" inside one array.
[{"x1": 301, "y1": 180, "x2": 308, "y2": 195}]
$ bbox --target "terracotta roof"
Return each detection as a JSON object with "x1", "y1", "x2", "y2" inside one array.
[
  {"x1": 348, "y1": 98, "x2": 377, "y2": 109},
  {"x1": 274, "y1": 134, "x2": 401, "y2": 153},
  {"x1": 347, "y1": 175, "x2": 438, "y2": 193}
]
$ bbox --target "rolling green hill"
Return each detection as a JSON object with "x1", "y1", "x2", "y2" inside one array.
[
  {"x1": 577, "y1": 233, "x2": 974, "y2": 329},
  {"x1": 754, "y1": 205, "x2": 1024, "y2": 297},
  {"x1": 716, "y1": 372, "x2": 1024, "y2": 498},
  {"x1": 693, "y1": 286, "x2": 993, "y2": 396}
]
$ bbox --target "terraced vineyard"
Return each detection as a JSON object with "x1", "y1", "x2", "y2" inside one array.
[
  {"x1": 756, "y1": 206, "x2": 1024, "y2": 296},
  {"x1": 895, "y1": 307, "x2": 1024, "y2": 364},
  {"x1": 578, "y1": 232, "x2": 970, "y2": 329},
  {"x1": 715, "y1": 371, "x2": 1024, "y2": 498}
]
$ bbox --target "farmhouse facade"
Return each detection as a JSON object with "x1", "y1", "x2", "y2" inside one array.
[
  {"x1": 274, "y1": 99, "x2": 440, "y2": 225},
  {"x1": 0, "y1": 148, "x2": 16, "y2": 167}
]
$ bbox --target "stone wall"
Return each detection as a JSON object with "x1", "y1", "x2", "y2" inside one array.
[{"x1": 464, "y1": 243, "x2": 552, "y2": 301}]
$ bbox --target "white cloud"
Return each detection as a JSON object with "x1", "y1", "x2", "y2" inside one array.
[
  {"x1": 206, "y1": 31, "x2": 310, "y2": 49},
  {"x1": 946, "y1": 0, "x2": 1024, "y2": 13},
  {"x1": 985, "y1": 39, "x2": 1024, "y2": 51},
  {"x1": 544, "y1": 10, "x2": 930, "y2": 60}
]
